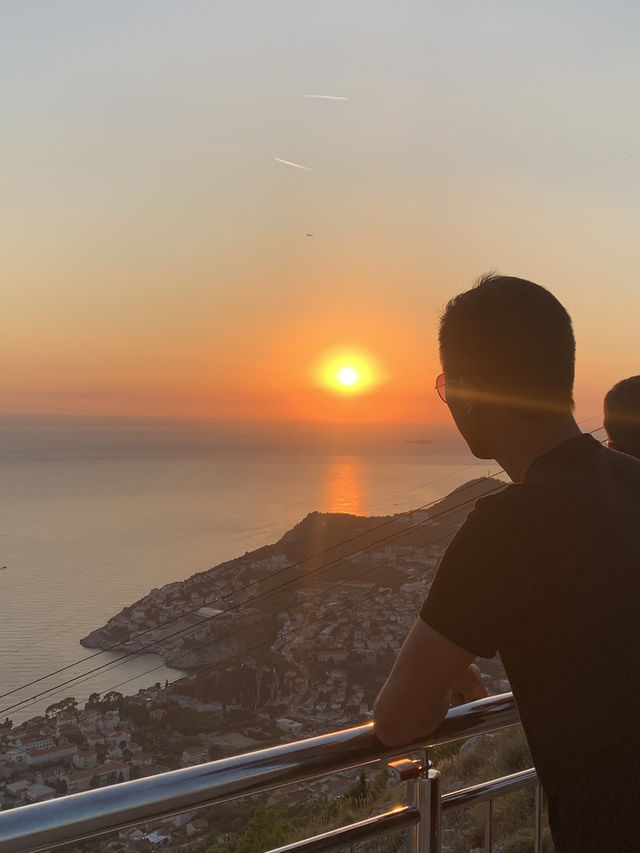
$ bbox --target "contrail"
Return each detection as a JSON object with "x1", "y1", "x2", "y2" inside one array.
[
  {"x1": 274, "y1": 157, "x2": 315, "y2": 172},
  {"x1": 302, "y1": 94, "x2": 349, "y2": 100}
]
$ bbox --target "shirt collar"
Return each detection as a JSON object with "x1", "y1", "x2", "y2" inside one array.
[{"x1": 524, "y1": 433, "x2": 600, "y2": 483}]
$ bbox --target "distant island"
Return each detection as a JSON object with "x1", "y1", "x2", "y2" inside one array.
[{"x1": 405, "y1": 437, "x2": 435, "y2": 445}]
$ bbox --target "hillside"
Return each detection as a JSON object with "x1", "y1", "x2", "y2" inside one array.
[{"x1": 80, "y1": 477, "x2": 508, "y2": 725}]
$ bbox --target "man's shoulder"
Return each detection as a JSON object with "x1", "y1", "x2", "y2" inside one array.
[
  {"x1": 461, "y1": 479, "x2": 563, "y2": 552},
  {"x1": 443, "y1": 483, "x2": 533, "y2": 556},
  {"x1": 472, "y1": 481, "x2": 536, "y2": 519},
  {"x1": 469, "y1": 441, "x2": 640, "y2": 547}
]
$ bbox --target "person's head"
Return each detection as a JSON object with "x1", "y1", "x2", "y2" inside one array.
[
  {"x1": 438, "y1": 274, "x2": 576, "y2": 458},
  {"x1": 603, "y1": 376, "x2": 640, "y2": 458}
]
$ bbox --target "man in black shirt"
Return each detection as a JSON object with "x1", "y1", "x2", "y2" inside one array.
[{"x1": 374, "y1": 275, "x2": 640, "y2": 852}]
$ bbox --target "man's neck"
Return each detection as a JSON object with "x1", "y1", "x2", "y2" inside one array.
[{"x1": 494, "y1": 414, "x2": 582, "y2": 483}]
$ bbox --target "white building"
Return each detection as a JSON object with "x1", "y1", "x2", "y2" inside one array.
[
  {"x1": 25, "y1": 783, "x2": 56, "y2": 803},
  {"x1": 276, "y1": 718, "x2": 303, "y2": 734},
  {"x1": 26, "y1": 742, "x2": 78, "y2": 767},
  {"x1": 73, "y1": 750, "x2": 98, "y2": 770}
]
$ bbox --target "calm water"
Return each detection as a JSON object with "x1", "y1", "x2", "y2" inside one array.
[{"x1": 0, "y1": 417, "x2": 497, "y2": 723}]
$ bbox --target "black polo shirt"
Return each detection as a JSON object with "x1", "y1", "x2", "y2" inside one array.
[{"x1": 421, "y1": 434, "x2": 640, "y2": 852}]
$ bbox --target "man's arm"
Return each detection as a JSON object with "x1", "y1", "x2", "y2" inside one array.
[{"x1": 373, "y1": 618, "x2": 486, "y2": 747}]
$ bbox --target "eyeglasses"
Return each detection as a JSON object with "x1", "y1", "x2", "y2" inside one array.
[{"x1": 435, "y1": 373, "x2": 460, "y2": 404}]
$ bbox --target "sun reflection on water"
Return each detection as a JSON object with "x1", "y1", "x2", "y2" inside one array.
[{"x1": 324, "y1": 457, "x2": 365, "y2": 515}]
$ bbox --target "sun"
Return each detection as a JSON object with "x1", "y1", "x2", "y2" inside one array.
[
  {"x1": 312, "y1": 348, "x2": 387, "y2": 396},
  {"x1": 338, "y1": 367, "x2": 358, "y2": 387}
]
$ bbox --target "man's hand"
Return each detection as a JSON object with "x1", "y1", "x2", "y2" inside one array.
[{"x1": 450, "y1": 663, "x2": 488, "y2": 707}]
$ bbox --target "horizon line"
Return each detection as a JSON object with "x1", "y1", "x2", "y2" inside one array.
[{"x1": 0, "y1": 411, "x2": 455, "y2": 428}]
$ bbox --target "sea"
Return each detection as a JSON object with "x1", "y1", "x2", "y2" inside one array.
[{"x1": 0, "y1": 415, "x2": 501, "y2": 724}]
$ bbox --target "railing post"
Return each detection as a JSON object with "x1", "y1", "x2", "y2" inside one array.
[
  {"x1": 427, "y1": 764, "x2": 441, "y2": 853},
  {"x1": 390, "y1": 749, "x2": 441, "y2": 853},
  {"x1": 534, "y1": 784, "x2": 543, "y2": 853},
  {"x1": 484, "y1": 799, "x2": 493, "y2": 852}
]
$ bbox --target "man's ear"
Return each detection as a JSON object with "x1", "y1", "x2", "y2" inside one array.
[{"x1": 460, "y1": 379, "x2": 480, "y2": 416}]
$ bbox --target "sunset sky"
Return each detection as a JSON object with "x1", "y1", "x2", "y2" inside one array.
[{"x1": 3, "y1": 1, "x2": 640, "y2": 426}]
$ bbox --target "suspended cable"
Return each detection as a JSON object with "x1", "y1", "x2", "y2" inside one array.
[{"x1": 6, "y1": 424, "x2": 608, "y2": 718}]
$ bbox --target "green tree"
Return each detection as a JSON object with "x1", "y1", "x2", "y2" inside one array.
[
  {"x1": 102, "y1": 691, "x2": 123, "y2": 709},
  {"x1": 370, "y1": 767, "x2": 388, "y2": 796},
  {"x1": 64, "y1": 728, "x2": 88, "y2": 749},
  {"x1": 504, "y1": 827, "x2": 535, "y2": 853},
  {"x1": 345, "y1": 772, "x2": 370, "y2": 807},
  {"x1": 53, "y1": 779, "x2": 68, "y2": 796},
  {"x1": 45, "y1": 696, "x2": 77, "y2": 718},
  {"x1": 85, "y1": 693, "x2": 101, "y2": 710},
  {"x1": 235, "y1": 806, "x2": 292, "y2": 853},
  {"x1": 119, "y1": 699, "x2": 148, "y2": 728}
]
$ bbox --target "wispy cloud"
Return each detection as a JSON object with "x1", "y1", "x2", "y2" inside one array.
[
  {"x1": 301, "y1": 94, "x2": 349, "y2": 100},
  {"x1": 274, "y1": 157, "x2": 315, "y2": 172}
]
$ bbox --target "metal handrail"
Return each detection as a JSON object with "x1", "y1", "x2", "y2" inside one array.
[
  {"x1": 267, "y1": 806, "x2": 420, "y2": 853},
  {"x1": 441, "y1": 767, "x2": 538, "y2": 811},
  {"x1": 0, "y1": 693, "x2": 519, "y2": 853}
]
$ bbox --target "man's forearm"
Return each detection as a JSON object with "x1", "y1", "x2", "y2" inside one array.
[{"x1": 372, "y1": 618, "x2": 477, "y2": 747}]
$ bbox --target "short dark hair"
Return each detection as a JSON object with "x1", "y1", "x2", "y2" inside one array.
[
  {"x1": 604, "y1": 376, "x2": 640, "y2": 457},
  {"x1": 439, "y1": 274, "x2": 575, "y2": 411}
]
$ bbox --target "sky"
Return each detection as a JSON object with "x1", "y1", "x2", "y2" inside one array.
[{"x1": 3, "y1": 1, "x2": 640, "y2": 426}]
